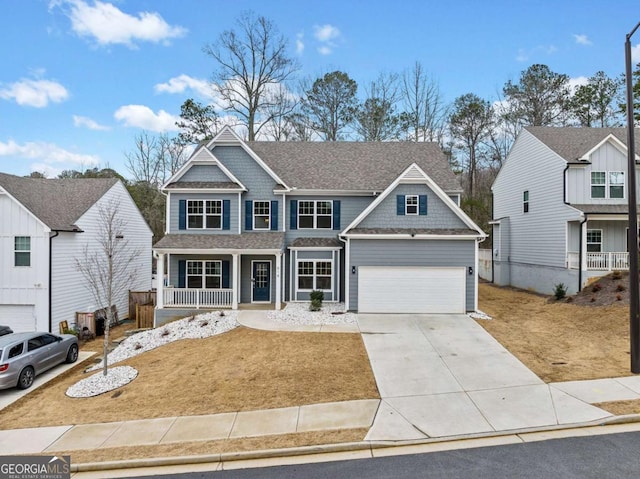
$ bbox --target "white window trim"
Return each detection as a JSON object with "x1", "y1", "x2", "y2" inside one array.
[
  {"x1": 253, "y1": 200, "x2": 271, "y2": 230},
  {"x1": 523, "y1": 190, "x2": 529, "y2": 213},
  {"x1": 590, "y1": 171, "x2": 625, "y2": 199},
  {"x1": 296, "y1": 259, "x2": 333, "y2": 292},
  {"x1": 14, "y1": 236, "x2": 31, "y2": 267},
  {"x1": 297, "y1": 200, "x2": 333, "y2": 229},
  {"x1": 405, "y1": 195, "x2": 419, "y2": 215},
  {"x1": 186, "y1": 260, "x2": 222, "y2": 289},
  {"x1": 586, "y1": 229, "x2": 603, "y2": 253},
  {"x1": 186, "y1": 199, "x2": 223, "y2": 230}
]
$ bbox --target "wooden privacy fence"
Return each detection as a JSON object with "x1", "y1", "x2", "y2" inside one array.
[
  {"x1": 129, "y1": 290, "x2": 156, "y2": 327},
  {"x1": 136, "y1": 303, "x2": 155, "y2": 328}
]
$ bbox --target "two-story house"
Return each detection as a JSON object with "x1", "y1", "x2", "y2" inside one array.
[
  {"x1": 0, "y1": 173, "x2": 152, "y2": 333},
  {"x1": 153, "y1": 127, "x2": 486, "y2": 324},
  {"x1": 492, "y1": 127, "x2": 640, "y2": 295}
]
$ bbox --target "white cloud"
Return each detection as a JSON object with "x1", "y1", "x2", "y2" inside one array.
[
  {"x1": 573, "y1": 34, "x2": 592, "y2": 46},
  {"x1": 515, "y1": 44, "x2": 557, "y2": 62},
  {"x1": 73, "y1": 114, "x2": 110, "y2": 130},
  {"x1": 114, "y1": 104, "x2": 180, "y2": 132},
  {"x1": 50, "y1": 0, "x2": 187, "y2": 48},
  {"x1": 154, "y1": 74, "x2": 212, "y2": 99},
  {"x1": 30, "y1": 163, "x2": 62, "y2": 178},
  {"x1": 0, "y1": 78, "x2": 68, "y2": 107},
  {"x1": 313, "y1": 24, "x2": 341, "y2": 55},
  {"x1": 0, "y1": 140, "x2": 100, "y2": 167},
  {"x1": 296, "y1": 32, "x2": 304, "y2": 55},
  {"x1": 568, "y1": 76, "x2": 589, "y2": 92},
  {"x1": 633, "y1": 44, "x2": 640, "y2": 63}
]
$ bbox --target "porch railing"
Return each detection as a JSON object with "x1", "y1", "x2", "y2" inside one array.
[
  {"x1": 568, "y1": 252, "x2": 629, "y2": 271},
  {"x1": 163, "y1": 288, "x2": 233, "y2": 308}
]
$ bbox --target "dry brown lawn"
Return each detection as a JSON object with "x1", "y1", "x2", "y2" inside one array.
[
  {"x1": 0, "y1": 327, "x2": 378, "y2": 430},
  {"x1": 477, "y1": 282, "x2": 631, "y2": 383}
]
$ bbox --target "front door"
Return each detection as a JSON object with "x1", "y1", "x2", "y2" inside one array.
[{"x1": 252, "y1": 261, "x2": 271, "y2": 302}]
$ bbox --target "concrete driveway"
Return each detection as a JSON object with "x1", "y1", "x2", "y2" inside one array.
[{"x1": 358, "y1": 314, "x2": 611, "y2": 441}]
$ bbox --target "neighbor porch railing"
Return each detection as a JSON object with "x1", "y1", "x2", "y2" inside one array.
[
  {"x1": 567, "y1": 252, "x2": 629, "y2": 271},
  {"x1": 163, "y1": 288, "x2": 233, "y2": 308}
]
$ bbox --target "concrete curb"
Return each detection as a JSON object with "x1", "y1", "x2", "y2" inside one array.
[{"x1": 70, "y1": 414, "x2": 640, "y2": 473}]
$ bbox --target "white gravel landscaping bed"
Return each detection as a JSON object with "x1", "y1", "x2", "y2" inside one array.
[
  {"x1": 66, "y1": 366, "x2": 138, "y2": 398},
  {"x1": 267, "y1": 302, "x2": 357, "y2": 325}
]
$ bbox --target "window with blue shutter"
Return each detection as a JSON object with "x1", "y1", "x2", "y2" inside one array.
[
  {"x1": 178, "y1": 260, "x2": 186, "y2": 288},
  {"x1": 419, "y1": 195, "x2": 428, "y2": 215},
  {"x1": 179, "y1": 200, "x2": 187, "y2": 229},
  {"x1": 245, "y1": 200, "x2": 253, "y2": 231},
  {"x1": 222, "y1": 200, "x2": 231, "y2": 230},
  {"x1": 290, "y1": 199, "x2": 298, "y2": 229},
  {"x1": 332, "y1": 200, "x2": 341, "y2": 230},
  {"x1": 222, "y1": 260, "x2": 230, "y2": 288},
  {"x1": 396, "y1": 195, "x2": 405, "y2": 216},
  {"x1": 270, "y1": 200, "x2": 278, "y2": 231}
]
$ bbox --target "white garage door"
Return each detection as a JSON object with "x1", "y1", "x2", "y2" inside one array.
[
  {"x1": 358, "y1": 267, "x2": 466, "y2": 314},
  {"x1": 0, "y1": 305, "x2": 36, "y2": 332}
]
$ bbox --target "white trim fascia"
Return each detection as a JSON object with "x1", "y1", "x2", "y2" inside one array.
[
  {"x1": 164, "y1": 187, "x2": 246, "y2": 194},
  {"x1": 0, "y1": 188, "x2": 51, "y2": 233},
  {"x1": 580, "y1": 134, "x2": 634, "y2": 161},
  {"x1": 154, "y1": 248, "x2": 283, "y2": 255},
  {"x1": 344, "y1": 238, "x2": 350, "y2": 310},
  {"x1": 583, "y1": 213, "x2": 634, "y2": 221},
  {"x1": 280, "y1": 192, "x2": 287, "y2": 233},
  {"x1": 474, "y1": 241, "x2": 479, "y2": 311},
  {"x1": 341, "y1": 162, "x2": 487, "y2": 237},
  {"x1": 206, "y1": 126, "x2": 290, "y2": 190},
  {"x1": 286, "y1": 189, "x2": 376, "y2": 197},
  {"x1": 164, "y1": 191, "x2": 170, "y2": 235},
  {"x1": 343, "y1": 234, "x2": 482, "y2": 240},
  {"x1": 288, "y1": 246, "x2": 342, "y2": 251}
]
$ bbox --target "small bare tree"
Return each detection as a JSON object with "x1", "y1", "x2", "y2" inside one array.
[{"x1": 76, "y1": 199, "x2": 141, "y2": 376}]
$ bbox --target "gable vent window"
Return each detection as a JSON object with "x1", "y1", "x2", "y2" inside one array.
[{"x1": 523, "y1": 190, "x2": 529, "y2": 213}]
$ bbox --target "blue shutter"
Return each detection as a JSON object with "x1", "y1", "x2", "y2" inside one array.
[
  {"x1": 178, "y1": 260, "x2": 186, "y2": 288},
  {"x1": 245, "y1": 200, "x2": 253, "y2": 231},
  {"x1": 270, "y1": 200, "x2": 278, "y2": 231},
  {"x1": 222, "y1": 260, "x2": 230, "y2": 288},
  {"x1": 396, "y1": 195, "x2": 405, "y2": 216},
  {"x1": 179, "y1": 200, "x2": 187, "y2": 229},
  {"x1": 290, "y1": 200, "x2": 298, "y2": 229},
  {"x1": 222, "y1": 200, "x2": 231, "y2": 230},
  {"x1": 419, "y1": 195, "x2": 428, "y2": 215},
  {"x1": 333, "y1": 200, "x2": 341, "y2": 230}
]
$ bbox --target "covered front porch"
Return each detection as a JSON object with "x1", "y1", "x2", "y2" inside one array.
[{"x1": 153, "y1": 233, "x2": 285, "y2": 312}]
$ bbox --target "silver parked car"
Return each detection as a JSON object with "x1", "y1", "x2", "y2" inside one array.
[{"x1": 0, "y1": 332, "x2": 79, "y2": 390}]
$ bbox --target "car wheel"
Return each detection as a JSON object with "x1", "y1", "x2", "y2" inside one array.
[
  {"x1": 17, "y1": 366, "x2": 35, "y2": 390},
  {"x1": 66, "y1": 344, "x2": 79, "y2": 363}
]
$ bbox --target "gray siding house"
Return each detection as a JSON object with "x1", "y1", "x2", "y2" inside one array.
[
  {"x1": 492, "y1": 127, "x2": 640, "y2": 295},
  {"x1": 153, "y1": 127, "x2": 485, "y2": 323}
]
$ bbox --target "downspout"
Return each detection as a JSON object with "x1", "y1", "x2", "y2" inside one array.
[
  {"x1": 48, "y1": 231, "x2": 59, "y2": 333},
  {"x1": 562, "y1": 163, "x2": 571, "y2": 206},
  {"x1": 578, "y1": 215, "x2": 587, "y2": 293}
]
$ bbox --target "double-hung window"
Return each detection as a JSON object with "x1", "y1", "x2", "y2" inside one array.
[
  {"x1": 298, "y1": 201, "x2": 332, "y2": 229},
  {"x1": 523, "y1": 191, "x2": 529, "y2": 213},
  {"x1": 186, "y1": 260, "x2": 222, "y2": 288},
  {"x1": 187, "y1": 200, "x2": 222, "y2": 229},
  {"x1": 297, "y1": 260, "x2": 332, "y2": 291},
  {"x1": 591, "y1": 171, "x2": 624, "y2": 199},
  {"x1": 14, "y1": 236, "x2": 30, "y2": 267},
  {"x1": 586, "y1": 230, "x2": 602, "y2": 253},
  {"x1": 253, "y1": 201, "x2": 271, "y2": 230},
  {"x1": 405, "y1": 195, "x2": 418, "y2": 215}
]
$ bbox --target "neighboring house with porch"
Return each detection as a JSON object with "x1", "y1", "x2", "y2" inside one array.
[
  {"x1": 0, "y1": 173, "x2": 152, "y2": 333},
  {"x1": 153, "y1": 126, "x2": 486, "y2": 324},
  {"x1": 491, "y1": 127, "x2": 640, "y2": 295}
]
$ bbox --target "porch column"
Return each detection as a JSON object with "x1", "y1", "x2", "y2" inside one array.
[
  {"x1": 581, "y1": 220, "x2": 588, "y2": 272},
  {"x1": 275, "y1": 252, "x2": 282, "y2": 310},
  {"x1": 156, "y1": 253, "x2": 164, "y2": 308},
  {"x1": 232, "y1": 253, "x2": 239, "y2": 310}
]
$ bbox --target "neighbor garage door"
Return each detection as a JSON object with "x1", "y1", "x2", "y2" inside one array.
[
  {"x1": 358, "y1": 266, "x2": 466, "y2": 314},
  {"x1": 0, "y1": 305, "x2": 36, "y2": 332}
]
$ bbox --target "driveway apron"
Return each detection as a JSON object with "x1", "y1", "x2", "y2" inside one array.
[{"x1": 358, "y1": 314, "x2": 611, "y2": 441}]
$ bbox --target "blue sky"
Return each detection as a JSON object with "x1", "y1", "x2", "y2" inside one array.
[{"x1": 1, "y1": 0, "x2": 639, "y2": 178}]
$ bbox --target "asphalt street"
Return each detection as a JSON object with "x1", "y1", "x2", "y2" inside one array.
[{"x1": 118, "y1": 431, "x2": 640, "y2": 479}]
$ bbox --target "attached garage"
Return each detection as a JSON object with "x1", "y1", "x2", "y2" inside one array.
[
  {"x1": 0, "y1": 305, "x2": 36, "y2": 332},
  {"x1": 358, "y1": 266, "x2": 466, "y2": 314}
]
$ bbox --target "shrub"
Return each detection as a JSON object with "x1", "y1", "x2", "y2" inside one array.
[
  {"x1": 592, "y1": 283, "x2": 602, "y2": 293},
  {"x1": 617, "y1": 294, "x2": 623, "y2": 301},
  {"x1": 309, "y1": 290, "x2": 324, "y2": 311},
  {"x1": 553, "y1": 283, "x2": 567, "y2": 300},
  {"x1": 616, "y1": 284, "x2": 626, "y2": 292}
]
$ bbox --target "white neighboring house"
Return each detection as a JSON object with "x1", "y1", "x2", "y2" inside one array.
[{"x1": 0, "y1": 173, "x2": 152, "y2": 333}]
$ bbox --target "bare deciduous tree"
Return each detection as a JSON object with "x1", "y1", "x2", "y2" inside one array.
[
  {"x1": 75, "y1": 199, "x2": 141, "y2": 376},
  {"x1": 355, "y1": 72, "x2": 402, "y2": 141},
  {"x1": 203, "y1": 11, "x2": 299, "y2": 140},
  {"x1": 125, "y1": 132, "x2": 160, "y2": 186}
]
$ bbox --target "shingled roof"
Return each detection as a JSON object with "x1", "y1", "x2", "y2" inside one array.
[
  {"x1": 0, "y1": 173, "x2": 118, "y2": 231},
  {"x1": 525, "y1": 127, "x2": 640, "y2": 162},
  {"x1": 245, "y1": 141, "x2": 462, "y2": 192}
]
